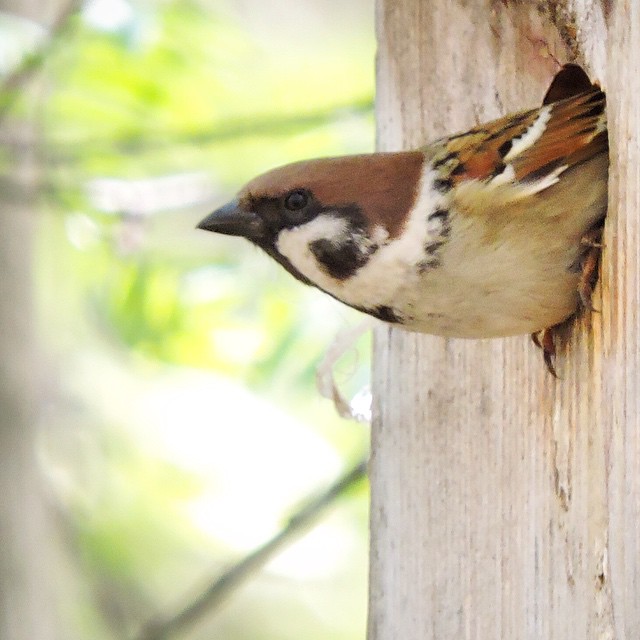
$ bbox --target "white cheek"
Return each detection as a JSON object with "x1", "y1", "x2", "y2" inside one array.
[{"x1": 276, "y1": 216, "x2": 349, "y2": 281}]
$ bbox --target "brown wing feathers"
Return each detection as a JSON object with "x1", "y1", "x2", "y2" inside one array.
[
  {"x1": 510, "y1": 90, "x2": 607, "y2": 183},
  {"x1": 437, "y1": 77, "x2": 606, "y2": 189},
  {"x1": 438, "y1": 110, "x2": 541, "y2": 183}
]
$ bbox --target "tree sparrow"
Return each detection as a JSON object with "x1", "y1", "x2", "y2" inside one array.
[{"x1": 198, "y1": 66, "x2": 607, "y2": 375}]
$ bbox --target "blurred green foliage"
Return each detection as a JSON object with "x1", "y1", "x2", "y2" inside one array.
[
  {"x1": 21, "y1": 0, "x2": 375, "y2": 638},
  {"x1": 38, "y1": 0, "x2": 375, "y2": 400}
]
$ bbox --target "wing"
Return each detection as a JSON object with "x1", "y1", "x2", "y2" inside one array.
[{"x1": 429, "y1": 88, "x2": 607, "y2": 203}]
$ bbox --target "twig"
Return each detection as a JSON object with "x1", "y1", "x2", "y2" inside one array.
[
  {"x1": 135, "y1": 457, "x2": 369, "y2": 640},
  {"x1": 0, "y1": 0, "x2": 83, "y2": 124},
  {"x1": 46, "y1": 96, "x2": 373, "y2": 155},
  {"x1": 316, "y1": 319, "x2": 373, "y2": 422}
]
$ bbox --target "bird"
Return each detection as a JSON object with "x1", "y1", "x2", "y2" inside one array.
[{"x1": 198, "y1": 65, "x2": 608, "y2": 375}]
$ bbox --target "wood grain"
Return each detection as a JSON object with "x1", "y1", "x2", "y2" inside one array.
[{"x1": 369, "y1": 1, "x2": 638, "y2": 638}]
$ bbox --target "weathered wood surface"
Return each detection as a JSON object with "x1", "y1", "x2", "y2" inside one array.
[{"x1": 370, "y1": 1, "x2": 639, "y2": 638}]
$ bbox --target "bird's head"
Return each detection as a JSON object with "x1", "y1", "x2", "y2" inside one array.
[{"x1": 197, "y1": 152, "x2": 425, "y2": 297}]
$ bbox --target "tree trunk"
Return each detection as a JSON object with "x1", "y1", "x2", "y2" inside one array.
[
  {"x1": 370, "y1": 1, "x2": 639, "y2": 639},
  {"x1": 0, "y1": 2, "x2": 62, "y2": 638}
]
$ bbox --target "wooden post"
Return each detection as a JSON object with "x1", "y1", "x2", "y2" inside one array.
[{"x1": 369, "y1": 2, "x2": 639, "y2": 638}]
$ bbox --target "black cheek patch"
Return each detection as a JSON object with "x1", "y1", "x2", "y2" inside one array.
[{"x1": 309, "y1": 238, "x2": 376, "y2": 280}]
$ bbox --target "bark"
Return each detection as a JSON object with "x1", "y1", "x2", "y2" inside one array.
[
  {"x1": 370, "y1": 1, "x2": 639, "y2": 638},
  {"x1": 0, "y1": 134, "x2": 57, "y2": 640},
  {"x1": 0, "y1": 2, "x2": 63, "y2": 638}
]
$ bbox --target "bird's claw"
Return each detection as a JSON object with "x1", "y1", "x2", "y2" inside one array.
[
  {"x1": 531, "y1": 328, "x2": 559, "y2": 378},
  {"x1": 578, "y1": 225, "x2": 603, "y2": 312},
  {"x1": 533, "y1": 224, "x2": 604, "y2": 377}
]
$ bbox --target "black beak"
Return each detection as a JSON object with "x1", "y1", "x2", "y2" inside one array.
[{"x1": 197, "y1": 199, "x2": 265, "y2": 240}]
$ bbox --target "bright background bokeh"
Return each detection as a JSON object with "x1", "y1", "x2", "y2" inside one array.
[{"x1": 0, "y1": 0, "x2": 375, "y2": 638}]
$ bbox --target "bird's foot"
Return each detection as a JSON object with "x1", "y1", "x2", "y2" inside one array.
[
  {"x1": 533, "y1": 224, "x2": 604, "y2": 377},
  {"x1": 578, "y1": 225, "x2": 604, "y2": 311},
  {"x1": 531, "y1": 327, "x2": 558, "y2": 378}
]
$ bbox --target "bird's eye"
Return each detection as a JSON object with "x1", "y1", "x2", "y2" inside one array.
[{"x1": 284, "y1": 189, "x2": 309, "y2": 211}]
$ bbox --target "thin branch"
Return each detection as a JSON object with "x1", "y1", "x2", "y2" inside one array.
[
  {"x1": 135, "y1": 457, "x2": 368, "y2": 640},
  {"x1": 0, "y1": 0, "x2": 83, "y2": 124},
  {"x1": 46, "y1": 96, "x2": 373, "y2": 157}
]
